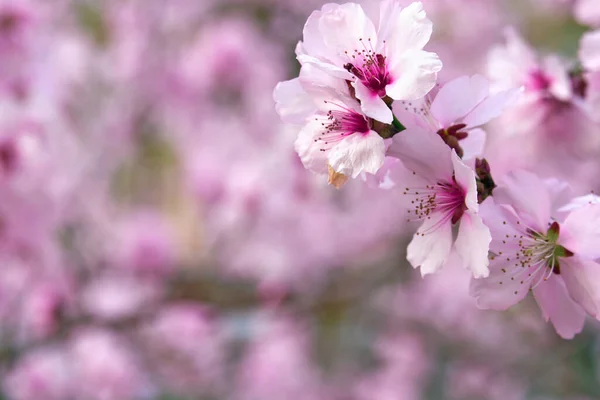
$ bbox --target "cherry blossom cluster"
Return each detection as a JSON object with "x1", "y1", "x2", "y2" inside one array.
[{"x1": 275, "y1": 0, "x2": 600, "y2": 339}]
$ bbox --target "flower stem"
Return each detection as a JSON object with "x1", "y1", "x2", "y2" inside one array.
[{"x1": 392, "y1": 115, "x2": 406, "y2": 133}]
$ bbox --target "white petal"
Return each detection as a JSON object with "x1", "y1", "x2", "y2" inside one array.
[
  {"x1": 454, "y1": 211, "x2": 491, "y2": 278},
  {"x1": 318, "y1": 3, "x2": 377, "y2": 59},
  {"x1": 294, "y1": 119, "x2": 329, "y2": 174},
  {"x1": 353, "y1": 81, "x2": 393, "y2": 123},
  {"x1": 385, "y1": 49, "x2": 442, "y2": 101},
  {"x1": 580, "y1": 30, "x2": 600, "y2": 71},
  {"x1": 407, "y1": 213, "x2": 453, "y2": 276},
  {"x1": 328, "y1": 131, "x2": 385, "y2": 178},
  {"x1": 451, "y1": 151, "x2": 478, "y2": 212},
  {"x1": 273, "y1": 78, "x2": 315, "y2": 125},
  {"x1": 297, "y1": 54, "x2": 353, "y2": 80},
  {"x1": 378, "y1": 1, "x2": 433, "y2": 54}
]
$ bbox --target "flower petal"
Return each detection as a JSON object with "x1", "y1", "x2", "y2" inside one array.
[
  {"x1": 561, "y1": 258, "x2": 600, "y2": 318},
  {"x1": 579, "y1": 30, "x2": 600, "y2": 71},
  {"x1": 430, "y1": 75, "x2": 490, "y2": 127},
  {"x1": 328, "y1": 131, "x2": 385, "y2": 178},
  {"x1": 353, "y1": 81, "x2": 393, "y2": 123},
  {"x1": 273, "y1": 78, "x2": 315, "y2": 125},
  {"x1": 388, "y1": 126, "x2": 453, "y2": 181},
  {"x1": 318, "y1": 3, "x2": 377, "y2": 59},
  {"x1": 294, "y1": 118, "x2": 329, "y2": 174},
  {"x1": 385, "y1": 49, "x2": 442, "y2": 101},
  {"x1": 493, "y1": 170, "x2": 552, "y2": 232},
  {"x1": 460, "y1": 128, "x2": 486, "y2": 160},
  {"x1": 455, "y1": 210, "x2": 491, "y2": 278},
  {"x1": 562, "y1": 204, "x2": 600, "y2": 260},
  {"x1": 463, "y1": 87, "x2": 522, "y2": 128},
  {"x1": 378, "y1": 1, "x2": 433, "y2": 55},
  {"x1": 407, "y1": 213, "x2": 453, "y2": 276},
  {"x1": 533, "y1": 277, "x2": 586, "y2": 339},
  {"x1": 451, "y1": 151, "x2": 478, "y2": 212},
  {"x1": 469, "y1": 264, "x2": 529, "y2": 310}
]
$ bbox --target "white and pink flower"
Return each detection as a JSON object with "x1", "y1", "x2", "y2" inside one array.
[
  {"x1": 388, "y1": 127, "x2": 491, "y2": 278},
  {"x1": 297, "y1": 1, "x2": 442, "y2": 123},
  {"x1": 471, "y1": 170, "x2": 600, "y2": 339},
  {"x1": 393, "y1": 74, "x2": 520, "y2": 158},
  {"x1": 295, "y1": 95, "x2": 386, "y2": 182}
]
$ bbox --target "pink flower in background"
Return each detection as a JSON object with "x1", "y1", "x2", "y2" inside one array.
[
  {"x1": 579, "y1": 30, "x2": 600, "y2": 121},
  {"x1": 488, "y1": 28, "x2": 573, "y2": 102},
  {"x1": 471, "y1": 171, "x2": 600, "y2": 338},
  {"x1": 388, "y1": 128, "x2": 491, "y2": 277},
  {"x1": 295, "y1": 94, "x2": 385, "y2": 181},
  {"x1": 394, "y1": 74, "x2": 520, "y2": 158},
  {"x1": 3, "y1": 347, "x2": 73, "y2": 400},
  {"x1": 574, "y1": 0, "x2": 600, "y2": 27},
  {"x1": 70, "y1": 329, "x2": 150, "y2": 400},
  {"x1": 298, "y1": 1, "x2": 442, "y2": 123}
]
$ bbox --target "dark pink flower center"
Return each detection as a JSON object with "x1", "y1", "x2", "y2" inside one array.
[
  {"x1": 344, "y1": 40, "x2": 391, "y2": 97},
  {"x1": 314, "y1": 101, "x2": 371, "y2": 152},
  {"x1": 404, "y1": 179, "x2": 467, "y2": 229},
  {"x1": 525, "y1": 69, "x2": 552, "y2": 92}
]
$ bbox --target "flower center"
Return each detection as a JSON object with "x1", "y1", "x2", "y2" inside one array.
[
  {"x1": 525, "y1": 69, "x2": 552, "y2": 93},
  {"x1": 343, "y1": 39, "x2": 390, "y2": 97},
  {"x1": 493, "y1": 221, "x2": 574, "y2": 295},
  {"x1": 313, "y1": 101, "x2": 371, "y2": 153},
  {"x1": 403, "y1": 178, "x2": 466, "y2": 229}
]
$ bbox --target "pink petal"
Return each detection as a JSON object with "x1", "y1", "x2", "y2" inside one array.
[
  {"x1": 387, "y1": 126, "x2": 453, "y2": 181},
  {"x1": 455, "y1": 211, "x2": 491, "y2": 278},
  {"x1": 318, "y1": 3, "x2": 377, "y2": 59},
  {"x1": 460, "y1": 128, "x2": 486, "y2": 160},
  {"x1": 580, "y1": 30, "x2": 600, "y2": 71},
  {"x1": 451, "y1": 151, "x2": 478, "y2": 212},
  {"x1": 353, "y1": 81, "x2": 393, "y2": 123},
  {"x1": 273, "y1": 78, "x2": 315, "y2": 125},
  {"x1": 328, "y1": 131, "x2": 386, "y2": 178},
  {"x1": 544, "y1": 55, "x2": 572, "y2": 101},
  {"x1": 430, "y1": 75, "x2": 490, "y2": 127},
  {"x1": 301, "y1": 4, "x2": 340, "y2": 62},
  {"x1": 407, "y1": 213, "x2": 453, "y2": 276},
  {"x1": 385, "y1": 49, "x2": 442, "y2": 101},
  {"x1": 533, "y1": 278, "x2": 586, "y2": 339},
  {"x1": 377, "y1": 1, "x2": 433, "y2": 55},
  {"x1": 561, "y1": 258, "x2": 600, "y2": 318},
  {"x1": 575, "y1": 0, "x2": 600, "y2": 27},
  {"x1": 479, "y1": 199, "x2": 523, "y2": 255},
  {"x1": 493, "y1": 170, "x2": 552, "y2": 232},
  {"x1": 469, "y1": 263, "x2": 529, "y2": 310},
  {"x1": 462, "y1": 87, "x2": 522, "y2": 128},
  {"x1": 562, "y1": 204, "x2": 600, "y2": 260}
]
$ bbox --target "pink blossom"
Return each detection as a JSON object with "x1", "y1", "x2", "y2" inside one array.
[
  {"x1": 70, "y1": 328, "x2": 151, "y2": 400},
  {"x1": 471, "y1": 170, "x2": 600, "y2": 338},
  {"x1": 487, "y1": 28, "x2": 572, "y2": 102},
  {"x1": 388, "y1": 127, "x2": 491, "y2": 277},
  {"x1": 295, "y1": 94, "x2": 386, "y2": 179},
  {"x1": 393, "y1": 74, "x2": 520, "y2": 158},
  {"x1": 3, "y1": 347, "x2": 73, "y2": 400},
  {"x1": 574, "y1": 0, "x2": 600, "y2": 27},
  {"x1": 297, "y1": 1, "x2": 442, "y2": 123}
]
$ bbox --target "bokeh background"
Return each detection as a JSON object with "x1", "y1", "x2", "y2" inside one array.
[{"x1": 0, "y1": 0, "x2": 599, "y2": 399}]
